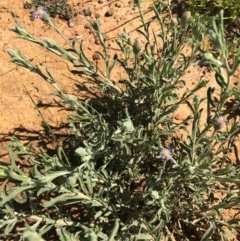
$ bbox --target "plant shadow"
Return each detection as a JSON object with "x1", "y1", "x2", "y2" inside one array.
[{"x1": 0, "y1": 100, "x2": 71, "y2": 162}]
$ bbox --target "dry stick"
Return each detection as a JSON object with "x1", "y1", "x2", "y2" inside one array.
[{"x1": 165, "y1": 225, "x2": 177, "y2": 241}]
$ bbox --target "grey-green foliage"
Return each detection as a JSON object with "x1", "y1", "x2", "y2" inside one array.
[{"x1": 1, "y1": 1, "x2": 240, "y2": 240}]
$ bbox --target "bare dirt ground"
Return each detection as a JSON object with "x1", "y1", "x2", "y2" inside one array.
[{"x1": 0, "y1": 0, "x2": 240, "y2": 239}]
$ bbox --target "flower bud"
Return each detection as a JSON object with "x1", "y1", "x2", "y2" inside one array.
[
  {"x1": 171, "y1": 17, "x2": 178, "y2": 26},
  {"x1": 133, "y1": 38, "x2": 141, "y2": 55},
  {"x1": 183, "y1": 11, "x2": 191, "y2": 20}
]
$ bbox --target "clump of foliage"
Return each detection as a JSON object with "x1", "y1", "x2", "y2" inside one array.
[
  {"x1": 172, "y1": 0, "x2": 240, "y2": 47},
  {"x1": 1, "y1": 0, "x2": 240, "y2": 240},
  {"x1": 24, "y1": 0, "x2": 74, "y2": 21},
  {"x1": 187, "y1": 0, "x2": 240, "y2": 20}
]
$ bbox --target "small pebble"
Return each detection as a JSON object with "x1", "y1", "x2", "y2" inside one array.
[
  {"x1": 95, "y1": 13, "x2": 100, "y2": 18},
  {"x1": 95, "y1": 39, "x2": 100, "y2": 45},
  {"x1": 115, "y1": 2, "x2": 121, "y2": 8},
  {"x1": 105, "y1": 9, "x2": 114, "y2": 17},
  {"x1": 72, "y1": 8, "x2": 78, "y2": 17},
  {"x1": 84, "y1": 24, "x2": 91, "y2": 29},
  {"x1": 68, "y1": 19, "x2": 75, "y2": 27}
]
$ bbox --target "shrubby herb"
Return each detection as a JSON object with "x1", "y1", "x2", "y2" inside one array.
[{"x1": 1, "y1": 1, "x2": 240, "y2": 240}]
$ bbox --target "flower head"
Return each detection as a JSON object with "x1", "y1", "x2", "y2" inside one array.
[
  {"x1": 214, "y1": 115, "x2": 227, "y2": 129},
  {"x1": 33, "y1": 6, "x2": 47, "y2": 19},
  {"x1": 159, "y1": 148, "x2": 172, "y2": 161}
]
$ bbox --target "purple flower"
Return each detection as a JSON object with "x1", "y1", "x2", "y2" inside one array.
[
  {"x1": 33, "y1": 6, "x2": 47, "y2": 19},
  {"x1": 159, "y1": 148, "x2": 172, "y2": 161},
  {"x1": 214, "y1": 115, "x2": 227, "y2": 128}
]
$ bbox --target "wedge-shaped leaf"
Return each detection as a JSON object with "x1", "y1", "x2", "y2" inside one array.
[
  {"x1": 37, "y1": 186, "x2": 56, "y2": 197},
  {"x1": 56, "y1": 227, "x2": 80, "y2": 241},
  {"x1": 2, "y1": 218, "x2": 18, "y2": 235},
  {"x1": 23, "y1": 229, "x2": 45, "y2": 241},
  {"x1": 79, "y1": 40, "x2": 93, "y2": 68},
  {"x1": 42, "y1": 192, "x2": 91, "y2": 208},
  {"x1": 200, "y1": 221, "x2": 215, "y2": 241},
  {"x1": 135, "y1": 233, "x2": 153, "y2": 240},
  {"x1": 75, "y1": 147, "x2": 93, "y2": 162},
  {"x1": 122, "y1": 119, "x2": 135, "y2": 132},
  {"x1": 0, "y1": 166, "x2": 8, "y2": 177},
  {"x1": 86, "y1": 171, "x2": 93, "y2": 195},
  {"x1": 0, "y1": 185, "x2": 35, "y2": 207},
  {"x1": 7, "y1": 169, "x2": 32, "y2": 183},
  {"x1": 39, "y1": 224, "x2": 54, "y2": 237},
  {"x1": 108, "y1": 218, "x2": 120, "y2": 241},
  {"x1": 78, "y1": 172, "x2": 90, "y2": 196},
  {"x1": 37, "y1": 171, "x2": 71, "y2": 183}
]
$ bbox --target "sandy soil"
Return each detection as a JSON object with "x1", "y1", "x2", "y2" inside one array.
[{"x1": 0, "y1": 0, "x2": 239, "y2": 239}]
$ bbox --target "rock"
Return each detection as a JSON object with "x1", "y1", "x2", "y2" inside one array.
[
  {"x1": 105, "y1": 9, "x2": 114, "y2": 17},
  {"x1": 68, "y1": 19, "x2": 75, "y2": 27},
  {"x1": 95, "y1": 13, "x2": 100, "y2": 18},
  {"x1": 115, "y1": 2, "x2": 121, "y2": 8},
  {"x1": 94, "y1": 39, "x2": 100, "y2": 45}
]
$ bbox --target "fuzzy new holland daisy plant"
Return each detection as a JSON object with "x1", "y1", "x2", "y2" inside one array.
[{"x1": 2, "y1": 1, "x2": 240, "y2": 240}]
